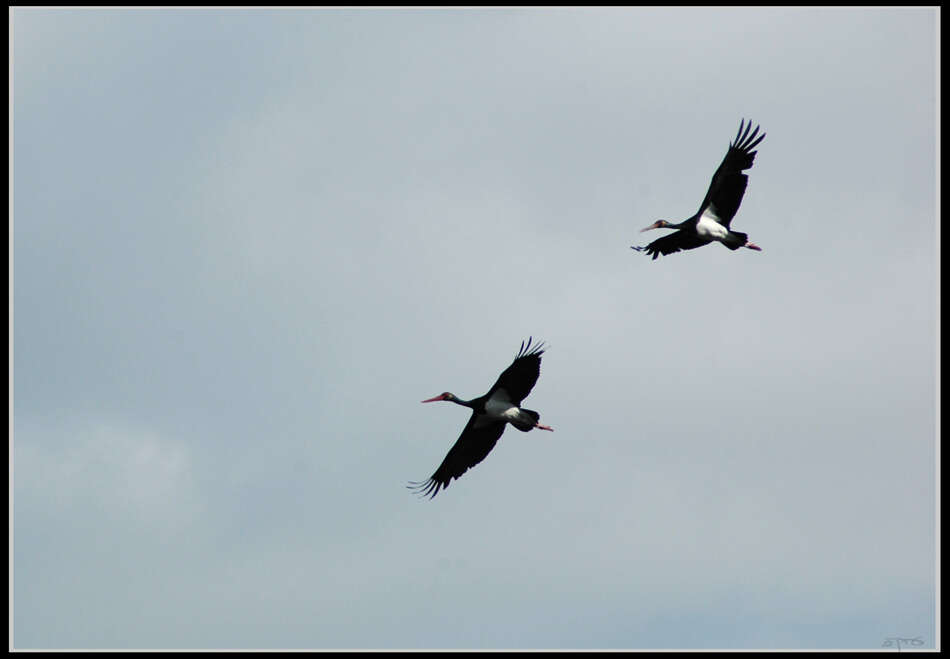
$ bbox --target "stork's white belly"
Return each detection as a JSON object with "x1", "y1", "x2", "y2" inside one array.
[
  {"x1": 696, "y1": 210, "x2": 728, "y2": 241},
  {"x1": 485, "y1": 391, "x2": 520, "y2": 422}
]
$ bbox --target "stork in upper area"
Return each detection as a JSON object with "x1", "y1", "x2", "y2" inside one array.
[
  {"x1": 408, "y1": 337, "x2": 553, "y2": 499},
  {"x1": 632, "y1": 119, "x2": 765, "y2": 260}
]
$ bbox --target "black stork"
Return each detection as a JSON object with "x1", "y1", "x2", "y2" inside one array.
[
  {"x1": 632, "y1": 119, "x2": 765, "y2": 260},
  {"x1": 408, "y1": 337, "x2": 553, "y2": 499}
]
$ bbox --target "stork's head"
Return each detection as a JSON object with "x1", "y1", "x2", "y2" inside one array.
[
  {"x1": 421, "y1": 392, "x2": 458, "y2": 403},
  {"x1": 641, "y1": 220, "x2": 673, "y2": 232}
]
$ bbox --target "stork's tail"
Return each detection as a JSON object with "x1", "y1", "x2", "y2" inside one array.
[
  {"x1": 511, "y1": 409, "x2": 541, "y2": 432},
  {"x1": 722, "y1": 231, "x2": 762, "y2": 252},
  {"x1": 723, "y1": 231, "x2": 754, "y2": 251}
]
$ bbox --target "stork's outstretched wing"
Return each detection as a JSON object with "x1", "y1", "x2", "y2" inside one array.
[
  {"x1": 408, "y1": 413, "x2": 507, "y2": 499},
  {"x1": 632, "y1": 231, "x2": 711, "y2": 260},
  {"x1": 486, "y1": 337, "x2": 545, "y2": 405},
  {"x1": 697, "y1": 119, "x2": 765, "y2": 227}
]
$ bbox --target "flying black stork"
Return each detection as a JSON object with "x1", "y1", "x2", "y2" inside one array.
[
  {"x1": 632, "y1": 119, "x2": 766, "y2": 260},
  {"x1": 408, "y1": 337, "x2": 553, "y2": 499}
]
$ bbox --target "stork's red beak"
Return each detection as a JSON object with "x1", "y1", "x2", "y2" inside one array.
[
  {"x1": 641, "y1": 221, "x2": 664, "y2": 232},
  {"x1": 421, "y1": 394, "x2": 445, "y2": 403}
]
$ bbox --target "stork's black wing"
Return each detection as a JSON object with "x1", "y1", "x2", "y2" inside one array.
[
  {"x1": 486, "y1": 337, "x2": 545, "y2": 406},
  {"x1": 633, "y1": 230, "x2": 711, "y2": 260},
  {"x1": 697, "y1": 119, "x2": 765, "y2": 227},
  {"x1": 408, "y1": 412, "x2": 507, "y2": 499}
]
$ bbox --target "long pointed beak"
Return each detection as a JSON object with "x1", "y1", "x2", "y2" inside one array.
[
  {"x1": 641, "y1": 221, "x2": 663, "y2": 232},
  {"x1": 421, "y1": 395, "x2": 444, "y2": 403}
]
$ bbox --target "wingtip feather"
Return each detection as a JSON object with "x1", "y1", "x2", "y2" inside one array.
[
  {"x1": 740, "y1": 120, "x2": 752, "y2": 145},
  {"x1": 407, "y1": 477, "x2": 445, "y2": 499}
]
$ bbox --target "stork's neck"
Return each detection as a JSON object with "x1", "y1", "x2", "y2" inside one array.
[{"x1": 450, "y1": 396, "x2": 478, "y2": 409}]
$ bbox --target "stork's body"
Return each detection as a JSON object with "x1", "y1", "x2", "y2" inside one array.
[
  {"x1": 409, "y1": 338, "x2": 552, "y2": 499},
  {"x1": 632, "y1": 119, "x2": 766, "y2": 260}
]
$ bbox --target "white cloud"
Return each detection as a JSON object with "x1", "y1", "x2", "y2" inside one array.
[{"x1": 15, "y1": 417, "x2": 202, "y2": 531}]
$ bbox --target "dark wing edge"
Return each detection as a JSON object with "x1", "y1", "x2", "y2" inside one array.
[
  {"x1": 633, "y1": 231, "x2": 709, "y2": 260},
  {"x1": 487, "y1": 337, "x2": 545, "y2": 405},
  {"x1": 698, "y1": 118, "x2": 766, "y2": 225},
  {"x1": 407, "y1": 414, "x2": 507, "y2": 500}
]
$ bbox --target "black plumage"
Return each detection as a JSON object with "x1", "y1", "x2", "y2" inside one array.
[
  {"x1": 632, "y1": 119, "x2": 766, "y2": 259},
  {"x1": 409, "y1": 338, "x2": 552, "y2": 499}
]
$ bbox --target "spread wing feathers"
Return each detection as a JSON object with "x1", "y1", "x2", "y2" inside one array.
[
  {"x1": 698, "y1": 119, "x2": 765, "y2": 227},
  {"x1": 637, "y1": 230, "x2": 712, "y2": 260},
  {"x1": 487, "y1": 337, "x2": 545, "y2": 405},
  {"x1": 407, "y1": 413, "x2": 507, "y2": 499}
]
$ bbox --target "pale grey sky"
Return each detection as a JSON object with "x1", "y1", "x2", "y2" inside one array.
[{"x1": 12, "y1": 7, "x2": 938, "y2": 650}]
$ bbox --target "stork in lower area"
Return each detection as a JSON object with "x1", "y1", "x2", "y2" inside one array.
[
  {"x1": 408, "y1": 337, "x2": 553, "y2": 499},
  {"x1": 632, "y1": 119, "x2": 765, "y2": 260}
]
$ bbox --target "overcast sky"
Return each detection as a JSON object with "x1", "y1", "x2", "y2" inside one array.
[{"x1": 12, "y1": 7, "x2": 938, "y2": 650}]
